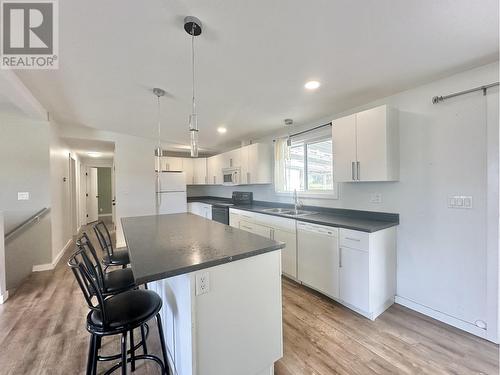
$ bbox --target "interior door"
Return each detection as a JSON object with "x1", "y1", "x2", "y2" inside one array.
[
  {"x1": 355, "y1": 105, "x2": 387, "y2": 181},
  {"x1": 86, "y1": 167, "x2": 99, "y2": 223},
  {"x1": 273, "y1": 228, "x2": 297, "y2": 278},
  {"x1": 339, "y1": 246, "x2": 369, "y2": 312},
  {"x1": 332, "y1": 114, "x2": 357, "y2": 182}
]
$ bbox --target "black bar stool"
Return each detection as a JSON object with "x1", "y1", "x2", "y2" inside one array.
[
  {"x1": 93, "y1": 221, "x2": 130, "y2": 270},
  {"x1": 69, "y1": 246, "x2": 170, "y2": 374},
  {"x1": 78, "y1": 233, "x2": 135, "y2": 297},
  {"x1": 76, "y1": 233, "x2": 151, "y2": 365}
]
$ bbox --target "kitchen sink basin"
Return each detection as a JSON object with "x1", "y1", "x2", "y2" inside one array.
[
  {"x1": 262, "y1": 208, "x2": 316, "y2": 217},
  {"x1": 262, "y1": 208, "x2": 294, "y2": 214},
  {"x1": 287, "y1": 210, "x2": 317, "y2": 217}
]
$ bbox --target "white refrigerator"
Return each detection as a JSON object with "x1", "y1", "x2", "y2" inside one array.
[{"x1": 156, "y1": 172, "x2": 187, "y2": 214}]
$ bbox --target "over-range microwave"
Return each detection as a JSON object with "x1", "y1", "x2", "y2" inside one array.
[{"x1": 222, "y1": 167, "x2": 240, "y2": 186}]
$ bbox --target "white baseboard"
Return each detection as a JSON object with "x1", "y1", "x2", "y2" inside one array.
[
  {"x1": 0, "y1": 290, "x2": 9, "y2": 304},
  {"x1": 395, "y1": 295, "x2": 488, "y2": 340},
  {"x1": 32, "y1": 239, "x2": 73, "y2": 272}
]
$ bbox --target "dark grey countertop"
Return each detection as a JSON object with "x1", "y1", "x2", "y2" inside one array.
[
  {"x1": 121, "y1": 213, "x2": 285, "y2": 284},
  {"x1": 188, "y1": 196, "x2": 399, "y2": 233}
]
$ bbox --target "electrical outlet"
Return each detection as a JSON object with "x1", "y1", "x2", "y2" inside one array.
[
  {"x1": 369, "y1": 193, "x2": 382, "y2": 203},
  {"x1": 17, "y1": 192, "x2": 30, "y2": 200},
  {"x1": 195, "y1": 272, "x2": 210, "y2": 296}
]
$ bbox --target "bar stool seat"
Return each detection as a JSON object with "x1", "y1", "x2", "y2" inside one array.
[
  {"x1": 102, "y1": 249, "x2": 130, "y2": 268},
  {"x1": 88, "y1": 290, "x2": 161, "y2": 332},
  {"x1": 103, "y1": 268, "x2": 136, "y2": 295}
]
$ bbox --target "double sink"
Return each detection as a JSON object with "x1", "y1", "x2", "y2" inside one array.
[{"x1": 261, "y1": 207, "x2": 316, "y2": 217}]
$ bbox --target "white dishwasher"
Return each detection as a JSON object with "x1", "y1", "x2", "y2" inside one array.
[{"x1": 297, "y1": 221, "x2": 340, "y2": 299}]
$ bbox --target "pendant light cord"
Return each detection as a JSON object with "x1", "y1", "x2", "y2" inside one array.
[
  {"x1": 191, "y1": 26, "x2": 196, "y2": 121},
  {"x1": 157, "y1": 95, "x2": 161, "y2": 148}
]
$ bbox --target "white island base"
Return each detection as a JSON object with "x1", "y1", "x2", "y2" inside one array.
[{"x1": 149, "y1": 250, "x2": 283, "y2": 375}]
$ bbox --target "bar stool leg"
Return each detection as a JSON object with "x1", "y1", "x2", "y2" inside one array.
[
  {"x1": 156, "y1": 314, "x2": 169, "y2": 375},
  {"x1": 86, "y1": 334, "x2": 96, "y2": 375},
  {"x1": 121, "y1": 332, "x2": 128, "y2": 375},
  {"x1": 130, "y1": 329, "x2": 136, "y2": 372},
  {"x1": 140, "y1": 325, "x2": 148, "y2": 355}
]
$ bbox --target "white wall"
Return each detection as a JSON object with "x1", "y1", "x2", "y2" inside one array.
[
  {"x1": 49, "y1": 123, "x2": 74, "y2": 260},
  {"x1": 188, "y1": 62, "x2": 500, "y2": 341},
  {"x1": 0, "y1": 212, "x2": 6, "y2": 303},
  {"x1": 53, "y1": 124, "x2": 157, "y2": 246}
]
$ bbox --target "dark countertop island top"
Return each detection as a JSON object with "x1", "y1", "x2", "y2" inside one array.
[
  {"x1": 121, "y1": 213, "x2": 285, "y2": 284},
  {"x1": 188, "y1": 196, "x2": 399, "y2": 233}
]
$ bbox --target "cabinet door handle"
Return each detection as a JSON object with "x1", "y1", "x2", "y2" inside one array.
[
  {"x1": 230, "y1": 158, "x2": 233, "y2": 167},
  {"x1": 345, "y1": 237, "x2": 360, "y2": 242},
  {"x1": 213, "y1": 176, "x2": 216, "y2": 184},
  {"x1": 351, "y1": 161, "x2": 355, "y2": 181},
  {"x1": 357, "y1": 161, "x2": 360, "y2": 181},
  {"x1": 339, "y1": 248, "x2": 342, "y2": 268},
  {"x1": 247, "y1": 172, "x2": 251, "y2": 184}
]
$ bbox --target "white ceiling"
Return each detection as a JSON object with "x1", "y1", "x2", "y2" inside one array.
[
  {"x1": 62, "y1": 137, "x2": 115, "y2": 160},
  {"x1": 16, "y1": 0, "x2": 499, "y2": 152}
]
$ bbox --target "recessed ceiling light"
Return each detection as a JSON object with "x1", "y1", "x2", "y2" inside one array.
[
  {"x1": 217, "y1": 127, "x2": 227, "y2": 134},
  {"x1": 304, "y1": 80, "x2": 320, "y2": 90},
  {"x1": 87, "y1": 152, "x2": 102, "y2": 158}
]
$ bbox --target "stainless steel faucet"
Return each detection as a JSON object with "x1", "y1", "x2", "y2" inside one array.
[{"x1": 293, "y1": 189, "x2": 303, "y2": 214}]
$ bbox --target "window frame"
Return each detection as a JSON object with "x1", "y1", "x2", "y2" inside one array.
[{"x1": 275, "y1": 133, "x2": 339, "y2": 199}]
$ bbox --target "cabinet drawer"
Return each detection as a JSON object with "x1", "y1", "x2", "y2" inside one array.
[
  {"x1": 253, "y1": 212, "x2": 296, "y2": 232},
  {"x1": 229, "y1": 208, "x2": 255, "y2": 220},
  {"x1": 340, "y1": 228, "x2": 369, "y2": 251}
]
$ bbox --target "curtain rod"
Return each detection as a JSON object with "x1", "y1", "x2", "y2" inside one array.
[
  {"x1": 273, "y1": 122, "x2": 332, "y2": 142},
  {"x1": 432, "y1": 82, "x2": 499, "y2": 104}
]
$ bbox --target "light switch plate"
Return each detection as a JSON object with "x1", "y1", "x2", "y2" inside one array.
[
  {"x1": 369, "y1": 193, "x2": 382, "y2": 203},
  {"x1": 17, "y1": 192, "x2": 30, "y2": 200},
  {"x1": 448, "y1": 195, "x2": 472, "y2": 209}
]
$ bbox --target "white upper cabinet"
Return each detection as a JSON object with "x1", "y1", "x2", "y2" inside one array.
[
  {"x1": 332, "y1": 105, "x2": 399, "y2": 182},
  {"x1": 221, "y1": 149, "x2": 242, "y2": 169},
  {"x1": 162, "y1": 156, "x2": 183, "y2": 172},
  {"x1": 240, "y1": 143, "x2": 272, "y2": 184},
  {"x1": 159, "y1": 142, "x2": 272, "y2": 185},
  {"x1": 332, "y1": 114, "x2": 357, "y2": 182},
  {"x1": 192, "y1": 158, "x2": 208, "y2": 185},
  {"x1": 182, "y1": 158, "x2": 194, "y2": 184},
  {"x1": 207, "y1": 154, "x2": 224, "y2": 185}
]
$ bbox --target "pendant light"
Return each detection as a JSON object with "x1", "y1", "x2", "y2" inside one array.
[
  {"x1": 184, "y1": 16, "x2": 202, "y2": 157},
  {"x1": 153, "y1": 87, "x2": 165, "y2": 212}
]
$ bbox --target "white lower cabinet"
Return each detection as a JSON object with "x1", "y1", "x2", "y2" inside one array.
[
  {"x1": 229, "y1": 208, "x2": 396, "y2": 320},
  {"x1": 230, "y1": 209, "x2": 297, "y2": 279},
  {"x1": 239, "y1": 220, "x2": 272, "y2": 238},
  {"x1": 339, "y1": 246, "x2": 369, "y2": 313},
  {"x1": 337, "y1": 227, "x2": 396, "y2": 320},
  {"x1": 272, "y1": 227, "x2": 297, "y2": 279},
  {"x1": 188, "y1": 202, "x2": 212, "y2": 220}
]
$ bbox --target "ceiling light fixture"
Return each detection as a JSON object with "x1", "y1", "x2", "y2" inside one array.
[
  {"x1": 87, "y1": 152, "x2": 102, "y2": 158},
  {"x1": 217, "y1": 127, "x2": 227, "y2": 134},
  {"x1": 184, "y1": 16, "x2": 203, "y2": 158},
  {"x1": 304, "y1": 80, "x2": 321, "y2": 90}
]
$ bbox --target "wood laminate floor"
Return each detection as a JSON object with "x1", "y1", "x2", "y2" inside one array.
[{"x1": 0, "y1": 220, "x2": 497, "y2": 374}]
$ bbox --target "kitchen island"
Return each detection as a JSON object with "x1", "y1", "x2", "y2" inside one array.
[{"x1": 121, "y1": 213, "x2": 285, "y2": 375}]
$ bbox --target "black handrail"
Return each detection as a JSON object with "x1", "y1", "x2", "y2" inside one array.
[{"x1": 4, "y1": 207, "x2": 51, "y2": 243}]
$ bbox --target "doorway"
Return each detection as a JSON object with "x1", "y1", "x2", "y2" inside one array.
[{"x1": 86, "y1": 166, "x2": 113, "y2": 224}]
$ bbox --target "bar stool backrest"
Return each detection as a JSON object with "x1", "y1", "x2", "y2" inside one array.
[
  {"x1": 77, "y1": 232, "x2": 106, "y2": 287},
  {"x1": 68, "y1": 245, "x2": 108, "y2": 324},
  {"x1": 93, "y1": 221, "x2": 114, "y2": 259}
]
